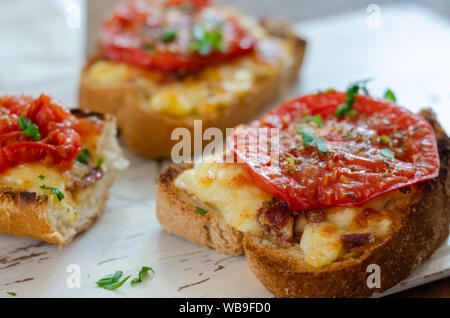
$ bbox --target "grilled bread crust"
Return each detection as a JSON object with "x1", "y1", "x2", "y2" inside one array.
[
  {"x1": 157, "y1": 163, "x2": 244, "y2": 255},
  {"x1": 156, "y1": 109, "x2": 450, "y2": 297},
  {"x1": 0, "y1": 112, "x2": 123, "y2": 245},
  {"x1": 79, "y1": 19, "x2": 306, "y2": 158}
]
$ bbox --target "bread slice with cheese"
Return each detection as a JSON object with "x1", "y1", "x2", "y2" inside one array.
[
  {"x1": 0, "y1": 111, "x2": 126, "y2": 245},
  {"x1": 79, "y1": 18, "x2": 306, "y2": 158},
  {"x1": 156, "y1": 109, "x2": 450, "y2": 297}
]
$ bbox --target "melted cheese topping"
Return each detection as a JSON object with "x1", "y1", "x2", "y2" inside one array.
[
  {"x1": 0, "y1": 163, "x2": 77, "y2": 224},
  {"x1": 87, "y1": 11, "x2": 294, "y2": 118},
  {"x1": 175, "y1": 162, "x2": 417, "y2": 268},
  {"x1": 175, "y1": 162, "x2": 271, "y2": 234}
]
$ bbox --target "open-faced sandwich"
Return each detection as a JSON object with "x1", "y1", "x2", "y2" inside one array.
[
  {"x1": 0, "y1": 94, "x2": 125, "y2": 245},
  {"x1": 157, "y1": 84, "x2": 450, "y2": 297},
  {"x1": 79, "y1": 0, "x2": 306, "y2": 158}
]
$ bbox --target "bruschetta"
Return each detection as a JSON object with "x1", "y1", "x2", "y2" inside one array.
[
  {"x1": 0, "y1": 94, "x2": 126, "y2": 245},
  {"x1": 157, "y1": 85, "x2": 450, "y2": 297},
  {"x1": 79, "y1": 0, "x2": 306, "y2": 158}
]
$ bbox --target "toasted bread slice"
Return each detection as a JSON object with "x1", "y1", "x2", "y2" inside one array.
[
  {"x1": 157, "y1": 163, "x2": 244, "y2": 255},
  {"x1": 79, "y1": 19, "x2": 306, "y2": 158},
  {"x1": 156, "y1": 109, "x2": 450, "y2": 297},
  {"x1": 0, "y1": 111, "x2": 125, "y2": 245}
]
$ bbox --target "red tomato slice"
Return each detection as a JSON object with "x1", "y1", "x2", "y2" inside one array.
[
  {"x1": 230, "y1": 91, "x2": 440, "y2": 211},
  {"x1": 0, "y1": 132, "x2": 30, "y2": 147},
  {"x1": 100, "y1": 0, "x2": 255, "y2": 72},
  {"x1": 0, "y1": 142, "x2": 59, "y2": 172},
  {"x1": 0, "y1": 95, "x2": 102, "y2": 172}
]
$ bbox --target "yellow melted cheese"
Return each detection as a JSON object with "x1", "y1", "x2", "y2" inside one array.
[
  {"x1": 174, "y1": 162, "x2": 415, "y2": 268},
  {"x1": 0, "y1": 163, "x2": 77, "y2": 224},
  {"x1": 175, "y1": 162, "x2": 272, "y2": 234}
]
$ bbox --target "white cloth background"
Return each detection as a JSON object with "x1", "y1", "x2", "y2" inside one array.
[{"x1": 0, "y1": 0, "x2": 86, "y2": 107}]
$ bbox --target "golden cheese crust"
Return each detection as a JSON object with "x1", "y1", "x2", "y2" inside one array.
[{"x1": 79, "y1": 19, "x2": 306, "y2": 158}]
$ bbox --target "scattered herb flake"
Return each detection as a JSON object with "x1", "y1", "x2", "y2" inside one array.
[
  {"x1": 18, "y1": 116, "x2": 41, "y2": 141},
  {"x1": 38, "y1": 175, "x2": 45, "y2": 180},
  {"x1": 335, "y1": 79, "x2": 372, "y2": 117},
  {"x1": 40, "y1": 185, "x2": 64, "y2": 201},
  {"x1": 76, "y1": 149, "x2": 91, "y2": 164},
  {"x1": 96, "y1": 157, "x2": 104, "y2": 168},
  {"x1": 345, "y1": 193, "x2": 359, "y2": 202},
  {"x1": 96, "y1": 271, "x2": 131, "y2": 290},
  {"x1": 384, "y1": 89, "x2": 397, "y2": 102},
  {"x1": 161, "y1": 28, "x2": 177, "y2": 43},
  {"x1": 195, "y1": 206, "x2": 207, "y2": 215},
  {"x1": 297, "y1": 129, "x2": 331, "y2": 153},
  {"x1": 7, "y1": 292, "x2": 16, "y2": 296},
  {"x1": 131, "y1": 266, "x2": 155, "y2": 285},
  {"x1": 141, "y1": 43, "x2": 155, "y2": 53},
  {"x1": 302, "y1": 114, "x2": 323, "y2": 128},
  {"x1": 380, "y1": 148, "x2": 395, "y2": 159},
  {"x1": 189, "y1": 24, "x2": 226, "y2": 56}
]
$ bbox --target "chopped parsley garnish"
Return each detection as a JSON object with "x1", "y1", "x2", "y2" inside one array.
[
  {"x1": 40, "y1": 185, "x2": 64, "y2": 201},
  {"x1": 96, "y1": 271, "x2": 131, "y2": 291},
  {"x1": 380, "y1": 148, "x2": 395, "y2": 159},
  {"x1": 38, "y1": 175, "x2": 45, "y2": 180},
  {"x1": 297, "y1": 129, "x2": 331, "y2": 154},
  {"x1": 384, "y1": 89, "x2": 396, "y2": 102},
  {"x1": 189, "y1": 24, "x2": 226, "y2": 56},
  {"x1": 76, "y1": 149, "x2": 91, "y2": 164},
  {"x1": 96, "y1": 157, "x2": 104, "y2": 168},
  {"x1": 345, "y1": 193, "x2": 359, "y2": 202},
  {"x1": 7, "y1": 292, "x2": 16, "y2": 296},
  {"x1": 131, "y1": 266, "x2": 155, "y2": 285},
  {"x1": 18, "y1": 116, "x2": 41, "y2": 141},
  {"x1": 195, "y1": 206, "x2": 207, "y2": 215},
  {"x1": 335, "y1": 79, "x2": 372, "y2": 117},
  {"x1": 160, "y1": 28, "x2": 177, "y2": 43},
  {"x1": 141, "y1": 43, "x2": 155, "y2": 53},
  {"x1": 302, "y1": 114, "x2": 323, "y2": 128}
]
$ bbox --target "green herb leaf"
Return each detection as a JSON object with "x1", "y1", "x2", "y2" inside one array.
[
  {"x1": 96, "y1": 157, "x2": 104, "y2": 168},
  {"x1": 7, "y1": 292, "x2": 16, "y2": 296},
  {"x1": 189, "y1": 24, "x2": 225, "y2": 56},
  {"x1": 302, "y1": 114, "x2": 323, "y2": 128},
  {"x1": 298, "y1": 129, "x2": 316, "y2": 147},
  {"x1": 40, "y1": 185, "x2": 64, "y2": 201},
  {"x1": 18, "y1": 116, "x2": 41, "y2": 141},
  {"x1": 131, "y1": 266, "x2": 155, "y2": 285},
  {"x1": 335, "y1": 79, "x2": 372, "y2": 117},
  {"x1": 345, "y1": 193, "x2": 359, "y2": 202},
  {"x1": 384, "y1": 89, "x2": 396, "y2": 102},
  {"x1": 195, "y1": 206, "x2": 207, "y2": 215},
  {"x1": 76, "y1": 149, "x2": 91, "y2": 164},
  {"x1": 96, "y1": 271, "x2": 123, "y2": 286},
  {"x1": 380, "y1": 148, "x2": 395, "y2": 159},
  {"x1": 297, "y1": 129, "x2": 331, "y2": 153},
  {"x1": 141, "y1": 43, "x2": 155, "y2": 51},
  {"x1": 38, "y1": 175, "x2": 45, "y2": 180},
  {"x1": 96, "y1": 271, "x2": 131, "y2": 290},
  {"x1": 316, "y1": 138, "x2": 330, "y2": 154},
  {"x1": 161, "y1": 28, "x2": 177, "y2": 43}
]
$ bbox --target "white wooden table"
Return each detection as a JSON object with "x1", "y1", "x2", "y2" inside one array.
[{"x1": 0, "y1": 3, "x2": 450, "y2": 297}]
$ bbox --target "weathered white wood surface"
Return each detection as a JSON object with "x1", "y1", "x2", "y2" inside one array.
[{"x1": 1, "y1": 4, "x2": 450, "y2": 297}]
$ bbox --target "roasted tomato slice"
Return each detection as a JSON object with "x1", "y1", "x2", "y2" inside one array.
[
  {"x1": 0, "y1": 142, "x2": 59, "y2": 172},
  {"x1": 100, "y1": 0, "x2": 255, "y2": 72},
  {"x1": 230, "y1": 91, "x2": 440, "y2": 211},
  {"x1": 0, "y1": 94, "x2": 102, "y2": 173}
]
